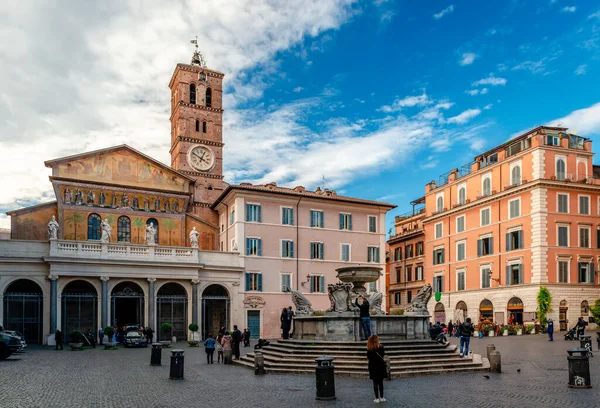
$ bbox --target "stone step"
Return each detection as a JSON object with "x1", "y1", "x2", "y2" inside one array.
[
  {"x1": 250, "y1": 354, "x2": 470, "y2": 366},
  {"x1": 262, "y1": 345, "x2": 456, "y2": 357},
  {"x1": 265, "y1": 342, "x2": 452, "y2": 353},
  {"x1": 279, "y1": 339, "x2": 437, "y2": 346},
  {"x1": 245, "y1": 357, "x2": 476, "y2": 370},
  {"x1": 252, "y1": 349, "x2": 460, "y2": 362}
]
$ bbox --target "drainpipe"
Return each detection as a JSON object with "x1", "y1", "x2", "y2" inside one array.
[
  {"x1": 224, "y1": 202, "x2": 229, "y2": 251},
  {"x1": 296, "y1": 197, "x2": 302, "y2": 291}
]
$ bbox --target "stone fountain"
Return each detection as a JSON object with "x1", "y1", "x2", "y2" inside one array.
[{"x1": 291, "y1": 266, "x2": 432, "y2": 341}]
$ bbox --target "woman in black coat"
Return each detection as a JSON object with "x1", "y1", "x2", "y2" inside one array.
[{"x1": 366, "y1": 335, "x2": 387, "y2": 403}]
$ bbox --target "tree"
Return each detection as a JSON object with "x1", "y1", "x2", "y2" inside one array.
[
  {"x1": 536, "y1": 286, "x2": 553, "y2": 324},
  {"x1": 162, "y1": 219, "x2": 175, "y2": 246},
  {"x1": 64, "y1": 212, "x2": 84, "y2": 240},
  {"x1": 132, "y1": 218, "x2": 144, "y2": 243},
  {"x1": 590, "y1": 299, "x2": 600, "y2": 324}
]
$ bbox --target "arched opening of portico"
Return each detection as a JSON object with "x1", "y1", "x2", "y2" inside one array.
[
  {"x1": 61, "y1": 280, "x2": 98, "y2": 341},
  {"x1": 3, "y1": 279, "x2": 43, "y2": 344},
  {"x1": 111, "y1": 282, "x2": 144, "y2": 329},
  {"x1": 157, "y1": 283, "x2": 188, "y2": 341},
  {"x1": 202, "y1": 284, "x2": 229, "y2": 340}
]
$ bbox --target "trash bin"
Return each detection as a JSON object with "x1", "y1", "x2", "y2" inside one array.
[
  {"x1": 567, "y1": 348, "x2": 591, "y2": 388},
  {"x1": 169, "y1": 349, "x2": 185, "y2": 380},
  {"x1": 580, "y1": 336, "x2": 593, "y2": 353},
  {"x1": 315, "y1": 356, "x2": 336, "y2": 400},
  {"x1": 150, "y1": 343, "x2": 162, "y2": 366}
]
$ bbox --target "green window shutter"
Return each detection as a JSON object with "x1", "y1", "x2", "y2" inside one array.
[
  {"x1": 290, "y1": 209, "x2": 294, "y2": 226},
  {"x1": 339, "y1": 214, "x2": 344, "y2": 229},
  {"x1": 257, "y1": 239, "x2": 262, "y2": 256},
  {"x1": 506, "y1": 265, "x2": 510, "y2": 286},
  {"x1": 320, "y1": 243, "x2": 324, "y2": 260},
  {"x1": 290, "y1": 241, "x2": 294, "y2": 258},
  {"x1": 245, "y1": 204, "x2": 250, "y2": 221},
  {"x1": 348, "y1": 215, "x2": 353, "y2": 231},
  {"x1": 477, "y1": 240, "x2": 482, "y2": 257},
  {"x1": 245, "y1": 273, "x2": 250, "y2": 291},
  {"x1": 440, "y1": 249, "x2": 445, "y2": 263},
  {"x1": 440, "y1": 276, "x2": 444, "y2": 293},
  {"x1": 257, "y1": 205, "x2": 262, "y2": 223},
  {"x1": 489, "y1": 237, "x2": 493, "y2": 255},
  {"x1": 518, "y1": 264, "x2": 523, "y2": 284},
  {"x1": 281, "y1": 240, "x2": 285, "y2": 257},
  {"x1": 246, "y1": 238, "x2": 251, "y2": 256},
  {"x1": 258, "y1": 274, "x2": 263, "y2": 292},
  {"x1": 506, "y1": 233, "x2": 510, "y2": 251},
  {"x1": 518, "y1": 230, "x2": 523, "y2": 249},
  {"x1": 319, "y1": 212, "x2": 324, "y2": 228},
  {"x1": 319, "y1": 277, "x2": 325, "y2": 293}
]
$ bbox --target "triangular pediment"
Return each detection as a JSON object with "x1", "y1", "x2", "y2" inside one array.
[{"x1": 45, "y1": 145, "x2": 194, "y2": 192}]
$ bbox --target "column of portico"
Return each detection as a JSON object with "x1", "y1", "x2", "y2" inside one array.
[
  {"x1": 49, "y1": 274, "x2": 59, "y2": 332},
  {"x1": 100, "y1": 276, "x2": 109, "y2": 329},
  {"x1": 148, "y1": 278, "x2": 156, "y2": 330},
  {"x1": 192, "y1": 280, "x2": 199, "y2": 325}
]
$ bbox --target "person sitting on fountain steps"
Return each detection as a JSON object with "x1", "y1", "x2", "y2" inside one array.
[{"x1": 355, "y1": 295, "x2": 371, "y2": 340}]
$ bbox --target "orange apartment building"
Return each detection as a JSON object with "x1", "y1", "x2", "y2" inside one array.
[{"x1": 390, "y1": 126, "x2": 600, "y2": 330}]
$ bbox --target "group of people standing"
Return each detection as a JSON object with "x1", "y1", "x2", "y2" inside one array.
[
  {"x1": 280, "y1": 306, "x2": 295, "y2": 339},
  {"x1": 203, "y1": 325, "x2": 251, "y2": 364}
]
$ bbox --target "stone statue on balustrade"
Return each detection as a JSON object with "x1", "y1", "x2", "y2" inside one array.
[
  {"x1": 404, "y1": 284, "x2": 433, "y2": 315},
  {"x1": 86, "y1": 190, "x2": 95, "y2": 205},
  {"x1": 47, "y1": 216, "x2": 59, "y2": 240},
  {"x1": 75, "y1": 189, "x2": 83, "y2": 205},
  {"x1": 287, "y1": 289, "x2": 313, "y2": 316},
  {"x1": 146, "y1": 222, "x2": 157, "y2": 245},
  {"x1": 64, "y1": 188, "x2": 72, "y2": 204},
  {"x1": 189, "y1": 227, "x2": 199, "y2": 248},
  {"x1": 100, "y1": 219, "x2": 112, "y2": 243},
  {"x1": 99, "y1": 191, "x2": 106, "y2": 206},
  {"x1": 326, "y1": 283, "x2": 353, "y2": 313}
]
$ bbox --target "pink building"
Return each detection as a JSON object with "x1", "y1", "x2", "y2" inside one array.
[{"x1": 212, "y1": 182, "x2": 395, "y2": 339}]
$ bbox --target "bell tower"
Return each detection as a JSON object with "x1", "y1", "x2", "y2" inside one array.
[{"x1": 169, "y1": 45, "x2": 226, "y2": 223}]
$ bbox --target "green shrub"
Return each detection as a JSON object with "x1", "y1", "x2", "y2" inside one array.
[
  {"x1": 536, "y1": 287, "x2": 553, "y2": 325},
  {"x1": 590, "y1": 299, "x2": 600, "y2": 323},
  {"x1": 103, "y1": 326, "x2": 115, "y2": 339},
  {"x1": 188, "y1": 323, "x2": 199, "y2": 332},
  {"x1": 69, "y1": 330, "x2": 83, "y2": 343},
  {"x1": 161, "y1": 322, "x2": 172, "y2": 333}
]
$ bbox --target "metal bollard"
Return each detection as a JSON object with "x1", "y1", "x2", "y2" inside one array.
[
  {"x1": 486, "y1": 344, "x2": 496, "y2": 362},
  {"x1": 254, "y1": 351, "x2": 265, "y2": 375},
  {"x1": 169, "y1": 349, "x2": 185, "y2": 380},
  {"x1": 315, "y1": 356, "x2": 336, "y2": 400},
  {"x1": 384, "y1": 355, "x2": 392, "y2": 381},
  {"x1": 580, "y1": 336, "x2": 593, "y2": 355},
  {"x1": 489, "y1": 350, "x2": 501, "y2": 373},
  {"x1": 150, "y1": 343, "x2": 162, "y2": 366}
]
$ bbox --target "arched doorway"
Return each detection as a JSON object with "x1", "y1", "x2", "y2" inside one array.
[
  {"x1": 62, "y1": 280, "x2": 98, "y2": 340},
  {"x1": 3, "y1": 279, "x2": 43, "y2": 344},
  {"x1": 559, "y1": 300, "x2": 568, "y2": 331},
  {"x1": 507, "y1": 297, "x2": 524, "y2": 324},
  {"x1": 434, "y1": 302, "x2": 446, "y2": 323},
  {"x1": 479, "y1": 299, "x2": 494, "y2": 321},
  {"x1": 455, "y1": 301, "x2": 468, "y2": 322},
  {"x1": 111, "y1": 282, "x2": 144, "y2": 329},
  {"x1": 202, "y1": 284, "x2": 229, "y2": 339},
  {"x1": 157, "y1": 283, "x2": 188, "y2": 341}
]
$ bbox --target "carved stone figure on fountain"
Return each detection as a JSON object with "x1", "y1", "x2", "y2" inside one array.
[
  {"x1": 99, "y1": 191, "x2": 106, "y2": 206},
  {"x1": 287, "y1": 289, "x2": 312, "y2": 316},
  {"x1": 404, "y1": 284, "x2": 433, "y2": 315},
  {"x1": 86, "y1": 190, "x2": 95, "y2": 205},
  {"x1": 100, "y1": 219, "x2": 112, "y2": 243},
  {"x1": 326, "y1": 282, "x2": 354, "y2": 313},
  {"x1": 47, "y1": 216, "x2": 59, "y2": 240},
  {"x1": 146, "y1": 222, "x2": 157, "y2": 245},
  {"x1": 368, "y1": 291, "x2": 385, "y2": 315},
  {"x1": 189, "y1": 227, "x2": 199, "y2": 248},
  {"x1": 75, "y1": 189, "x2": 83, "y2": 205}
]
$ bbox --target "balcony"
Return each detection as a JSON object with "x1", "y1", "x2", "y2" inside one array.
[
  {"x1": 504, "y1": 179, "x2": 528, "y2": 191},
  {"x1": 476, "y1": 190, "x2": 497, "y2": 200}
]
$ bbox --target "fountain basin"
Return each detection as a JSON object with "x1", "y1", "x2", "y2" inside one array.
[{"x1": 336, "y1": 266, "x2": 382, "y2": 284}]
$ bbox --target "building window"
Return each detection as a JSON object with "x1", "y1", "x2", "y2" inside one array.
[
  {"x1": 394, "y1": 292, "x2": 401, "y2": 305},
  {"x1": 435, "y1": 222, "x2": 443, "y2": 239},
  {"x1": 482, "y1": 177, "x2": 491, "y2": 196},
  {"x1": 339, "y1": 213, "x2": 352, "y2": 230},
  {"x1": 416, "y1": 242, "x2": 423, "y2": 256},
  {"x1": 205, "y1": 87, "x2": 212, "y2": 107},
  {"x1": 190, "y1": 83, "x2": 196, "y2": 104},
  {"x1": 436, "y1": 195, "x2": 444, "y2": 212},
  {"x1": 395, "y1": 267, "x2": 401, "y2": 283},
  {"x1": 394, "y1": 247, "x2": 402, "y2": 261},
  {"x1": 582, "y1": 300, "x2": 590, "y2": 316},
  {"x1": 246, "y1": 204, "x2": 262, "y2": 222},
  {"x1": 245, "y1": 272, "x2": 262, "y2": 291},
  {"x1": 556, "y1": 158, "x2": 566, "y2": 180},
  {"x1": 146, "y1": 218, "x2": 159, "y2": 244},
  {"x1": 281, "y1": 207, "x2": 294, "y2": 225},
  {"x1": 310, "y1": 242, "x2": 324, "y2": 260},
  {"x1": 309, "y1": 275, "x2": 325, "y2": 293},
  {"x1": 558, "y1": 225, "x2": 569, "y2": 247},
  {"x1": 578, "y1": 262, "x2": 594, "y2": 283},
  {"x1": 511, "y1": 165, "x2": 521, "y2": 186},
  {"x1": 117, "y1": 216, "x2": 131, "y2": 242},
  {"x1": 506, "y1": 264, "x2": 523, "y2": 285},
  {"x1": 405, "y1": 244, "x2": 413, "y2": 259},
  {"x1": 202, "y1": 121, "x2": 207, "y2": 133},
  {"x1": 481, "y1": 267, "x2": 491, "y2": 288},
  {"x1": 310, "y1": 210, "x2": 324, "y2": 228},
  {"x1": 579, "y1": 227, "x2": 590, "y2": 248},
  {"x1": 368, "y1": 216, "x2": 377, "y2": 233},
  {"x1": 281, "y1": 240, "x2": 294, "y2": 258},
  {"x1": 87, "y1": 213, "x2": 102, "y2": 240},
  {"x1": 477, "y1": 237, "x2": 493, "y2": 256},
  {"x1": 230, "y1": 210, "x2": 235, "y2": 225},
  {"x1": 281, "y1": 273, "x2": 291, "y2": 292},
  {"x1": 341, "y1": 243, "x2": 351, "y2": 262},
  {"x1": 416, "y1": 265, "x2": 423, "y2": 280},
  {"x1": 367, "y1": 246, "x2": 380, "y2": 263},
  {"x1": 506, "y1": 230, "x2": 523, "y2": 251},
  {"x1": 558, "y1": 261, "x2": 569, "y2": 283},
  {"x1": 456, "y1": 241, "x2": 466, "y2": 261},
  {"x1": 457, "y1": 271, "x2": 465, "y2": 291},
  {"x1": 406, "y1": 266, "x2": 412, "y2": 282},
  {"x1": 579, "y1": 195, "x2": 590, "y2": 215},
  {"x1": 456, "y1": 215, "x2": 465, "y2": 233},
  {"x1": 433, "y1": 248, "x2": 445, "y2": 265},
  {"x1": 407, "y1": 291, "x2": 412, "y2": 303},
  {"x1": 509, "y1": 198, "x2": 521, "y2": 219},
  {"x1": 433, "y1": 276, "x2": 444, "y2": 293},
  {"x1": 246, "y1": 238, "x2": 262, "y2": 256},
  {"x1": 557, "y1": 193, "x2": 569, "y2": 213},
  {"x1": 458, "y1": 187, "x2": 466, "y2": 205},
  {"x1": 481, "y1": 208, "x2": 491, "y2": 226},
  {"x1": 195, "y1": 119, "x2": 199, "y2": 132},
  {"x1": 547, "y1": 134, "x2": 560, "y2": 146}
]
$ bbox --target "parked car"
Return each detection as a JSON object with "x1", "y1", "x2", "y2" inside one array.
[
  {"x1": 0, "y1": 333, "x2": 22, "y2": 359},
  {"x1": 1, "y1": 330, "x2": 27, "y2": 351},
  {"x1": 124, "y1": 331, "x2": 147, "y2": 348}
]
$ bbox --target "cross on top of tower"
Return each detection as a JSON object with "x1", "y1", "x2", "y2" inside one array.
[{"x1": 190, "y1": 36, "x2": 207, "y2": 68}]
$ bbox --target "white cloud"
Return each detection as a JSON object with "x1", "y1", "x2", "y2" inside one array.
[
  {"x1": 575, "y1": 64, "x2": 587, "y2": 75},
  {"x1": 589, "y1": 10, "x2": 600, "y2": 19},
  {"x1": 472, "y1": 75, "x2": 507, "y2": 86},
  {"x1": 562, "y1": 6, "x2": 577, "y2": 13},
  {"x1": 293, "y1": 86, "x2": 304, "y2": 92},
  {"x1": 433, "y1": 5, "x2": 454, "y2": 20},
  {"x1": 466, "y1": 88, "x2": 488, "y2": 96},
  {"x1": 547, "y1": 102, "x2": 600, "y2": 135},
  {"x1": 512, "y1": 56, "x2": 558, "y2": 75},
  {"x1": 445, "y1": 108, "x2": 481, "y2": 124},
  {"x1": 379, "y1": 93, "x2": 432, "y2": 113},
  {"x1": 459, "y1": 52, "x2": 477, "y2": 66},
  {"x1": 483, "y1": 104, "x2": 493, "y2": 110}
]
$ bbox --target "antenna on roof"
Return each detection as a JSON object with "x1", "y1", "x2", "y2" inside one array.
[
  {"x1": 557, "y1": 122, "x2": 563, "y2": 127},
  {"x1": 321, "y1": 175, "x2": 326, "y2": 190}
]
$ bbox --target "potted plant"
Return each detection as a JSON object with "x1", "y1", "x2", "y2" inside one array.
[
  {"x1": 69, "y1": 330, "x2": 84, "y2": 350},
  {"x1": 525, "y1": 324, "x2": 535, "y2": 334},
  {"x1": 188, "y1": 323, "x2": 200, "y2": 346},
  {"x1": 103, "y1": 326, "x2": 116, "y2": 349},
  {"x1": 515, "y1": 324, "x2": 523, "y2": 336},
  {"x1": 483, "y1": 324, "x2": 494, "y2": 337},
  {"x1": 160, "y1": 322, "x2": 172, "y2": 347},
  {"x1": 502, "y1": 325, "x2": 510, "y2": 336}
]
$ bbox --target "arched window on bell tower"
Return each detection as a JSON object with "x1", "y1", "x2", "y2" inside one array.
[
  {"x1": 202, "y1": 121, "x2": 207, "y2": 133},
  {"x1": 190, "y1": 84, "x2": 196, "y2": 105},
  {"x1": 195, "y1": 120, "x2": 199, "y2": 132},
  {"x1": 206, "y1": 87, "x2": 212, "y2": 107}
]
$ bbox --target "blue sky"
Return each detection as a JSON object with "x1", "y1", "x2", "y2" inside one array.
[{"x1": 1, "y1": 1, "x2": 600, "y2": 233}]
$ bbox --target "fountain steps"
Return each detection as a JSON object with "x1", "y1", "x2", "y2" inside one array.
[{"x1": 254, "y1": 348, "x2": 460, "y2": 361}]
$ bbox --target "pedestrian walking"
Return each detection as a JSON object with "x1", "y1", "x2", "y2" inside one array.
[
  {"x1": 547, "y1": 318, "x2": 554, "y2": 341},
  {"x1": 459, "y1": 318, "x2": 474, "y2": 357},
  {"x1": 232, "y1": 325, "x2": 242, "y2": 360},
  {"x1": 222, "y1": 332, "x2": 233, "y2": 364},
  {"x1": 576, "y1": 317, "x2": 587, "y2": 339},
  {"x1": 146, "y1": 327, "x2": 154, "y2": 344},
  {"x1": 355, "y1": 295, "x2": 371, "y2": 340},
  {"x1": 366, "y1": 335, "x2": 387, "y2": 404},
  {"x1": 215, "y1": 334, "x2": 224, "y2": 363},
  {"x1": 242, "y1": 328, "x2": 250, "y2": 347},
  {"x1": 98, "y1": 328, "x2": 104, "y2": 345},
  {"x1": 204, "y1": 333, "x2": 216, "y2": 364},
  {"x1": 448, "y1": 320, "x2": 453, "y2": 338},
  {"x1": 287, "y1": 306, "x2": 295, "y2": 338},
  {"x1": 54, "y1": 329, "x2": 63, "y2": 350},
  {"x1": 281, "y1": 307, "x2": 291, "y2": 339}
]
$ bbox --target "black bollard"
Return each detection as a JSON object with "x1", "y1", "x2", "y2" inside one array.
[
  {"x1": 567, "y1": 348, "x2": 591, "y2": 388},
  {"x1": 169, "y1": 349, "x2": 185, "y2": 380},
  {"x1": 150, "y1": 343, "x2": 162, "y2": 366},
  {"x1": 580, "y1": 336, "x2": 593, "y2": 355},
  {"x1": 315, "y1": 356, "x2": 336, "y2": 400}
]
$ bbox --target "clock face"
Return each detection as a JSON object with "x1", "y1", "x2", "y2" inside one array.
[{"x1": 188, "y1": 145, "x2": 215, "y2": 172}]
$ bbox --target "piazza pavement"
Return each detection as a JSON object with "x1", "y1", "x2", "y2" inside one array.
[{"x1": 1, "y1": 334, "x2": 599, "y2": 408}]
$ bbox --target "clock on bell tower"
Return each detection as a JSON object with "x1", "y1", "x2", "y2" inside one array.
[{"x1": 168, "y1": 47, "x2": 226, "y2": 223}]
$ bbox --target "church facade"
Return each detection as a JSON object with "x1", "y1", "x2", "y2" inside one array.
[{"x1": 0, "y1": 52, "x2": 394, "y2": 344}]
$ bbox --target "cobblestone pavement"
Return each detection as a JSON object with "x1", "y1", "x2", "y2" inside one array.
[{"x1": 1, "y1": 334, "x2": 599, "y2": 408}]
